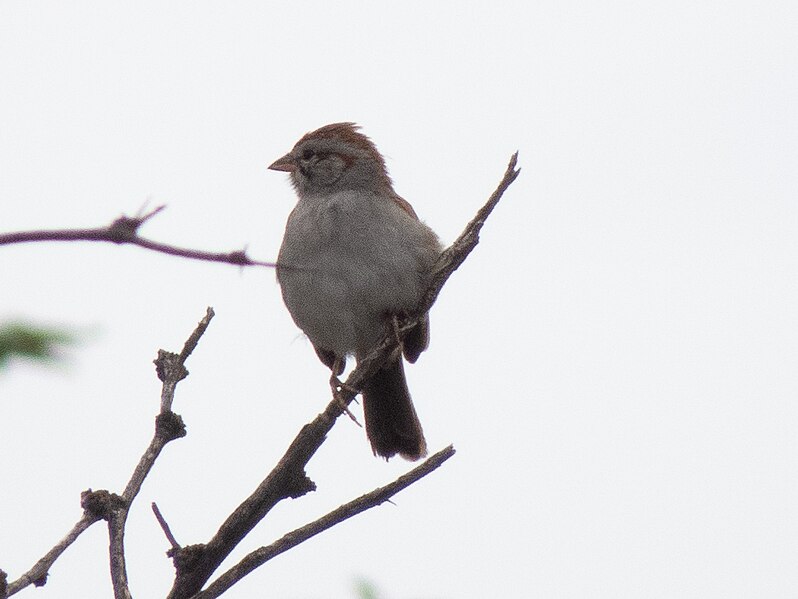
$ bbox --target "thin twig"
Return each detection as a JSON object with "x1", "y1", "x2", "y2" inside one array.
[
  {"x1": 5, "y1": 513, "x2": 100, "y2": 597},
  {"x1": 0, "y1": 207, "x2": 277, "y2": 268},
  {"x1": 179, "y1": 307, "x2": 216, "y2": 363},
  {"x1": 104, "y1": 309, "x2": 214, "y2": 598},
  {"x1": 125, "y1": 308, "x2": 213, "y2": 503},
  {"x1": 192, "y1": 446, "x2": 456, "y2": 599},
  {"x1": 421, "y1": 151, "x2": 521, "y2": 313},
  {"x1": 153, "y1": 503, "x2": 181, "y2": 551}
]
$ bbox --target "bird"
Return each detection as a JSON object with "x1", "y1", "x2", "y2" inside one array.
[{"x1": 268, "y1": 123, "x2": 442, "y2": 460}]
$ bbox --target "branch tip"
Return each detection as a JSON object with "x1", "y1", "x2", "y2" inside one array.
[
  {"x1": 152, "y1": 502, "x2": 181, "y2": 551},
  {"x1": 179, "y1": 307, "x2": 215, "y2": 362}
]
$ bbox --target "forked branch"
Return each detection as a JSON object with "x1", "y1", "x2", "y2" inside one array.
[
  {"x1": 1, "y1": 309, "x2": 215, "y2": 599},
  {"x1": 193, "y1": 446, "x2": 456, "y2": 599}
]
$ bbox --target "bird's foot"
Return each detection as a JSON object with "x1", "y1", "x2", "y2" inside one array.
[{"x1": 328, "y1": 370, "x2": 362, "y2": 427}]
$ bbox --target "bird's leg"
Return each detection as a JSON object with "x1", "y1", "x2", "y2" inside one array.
[{"x1": 328, "y1": 357, "x2": 362, "y2": 426}]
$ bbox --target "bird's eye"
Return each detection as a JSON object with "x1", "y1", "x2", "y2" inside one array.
[{"x1": 301, "y1": 148, "x2": 315, "y2": 160}]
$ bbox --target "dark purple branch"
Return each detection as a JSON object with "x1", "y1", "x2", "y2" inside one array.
[{"x1": 0, "y1": 206, "x2": 276, "y2": 268}]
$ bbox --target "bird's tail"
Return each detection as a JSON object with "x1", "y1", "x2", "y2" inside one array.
[{"x1": 361, "y1": 358, "x2": 427, "y2": 461}]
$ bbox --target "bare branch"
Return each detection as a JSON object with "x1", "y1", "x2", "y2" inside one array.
[
  {"x1": 179, "y1": 307, "x2": 216, "y2": 363},
  {"x1": 193, "y1": 445, "x2": 456, "y2": 599},
  {"x1": 108, "y1": 512, "x2": 133, "y2": 599},
  {"x1": 125, "y1": 308, "x2": 213, "y2": 502},
  {"x1": 5, "y1": 513, "x2": 100, "y2": 597},
  {"x1": 4, "y1": 309, "x2": 215, "y2": 598},
  {"x1": 103, "y1": 309, "x2": 214, "y2": 598},
  {"x1": 0, "y1": 208, "x2": 276, "y2": 268},
  {"x1": 421, "y1": 151, "x2": 520, "y2": 313},
  {"x1": 166, "y1": 390, "x2": 339, "y2": 597}
]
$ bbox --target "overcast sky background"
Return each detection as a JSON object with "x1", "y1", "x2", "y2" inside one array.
[{"x1": 1, "y1": 2, "x2": 796, "y2": 598}]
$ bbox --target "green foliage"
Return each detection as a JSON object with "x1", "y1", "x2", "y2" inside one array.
[
  {"x1": 0, "y1": 321, "x2": 77, "y2": 369},
  {"x1": 354, "y1": 578, "x2": 381, "y2": 599}
]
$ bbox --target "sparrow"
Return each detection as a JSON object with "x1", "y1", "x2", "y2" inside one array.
[{"x1": 269, "y1": 123, "x2": 442, "y2": 460}]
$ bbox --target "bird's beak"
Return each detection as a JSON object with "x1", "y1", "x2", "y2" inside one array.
[{"x1": 268, "y1": 153, "x2": 296, "y2": 172}]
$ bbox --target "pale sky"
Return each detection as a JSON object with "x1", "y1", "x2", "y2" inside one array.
[{"x1": 1, "y1": 2, "x2": 796, "y2": 598}]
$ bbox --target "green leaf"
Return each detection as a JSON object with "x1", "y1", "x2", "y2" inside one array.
[
  {"x1": 354, "y1": 578, "x2": 380, "y2": 599},
  {"x1": 0, "y1": 322, "x2": 78, "y2": 369}
]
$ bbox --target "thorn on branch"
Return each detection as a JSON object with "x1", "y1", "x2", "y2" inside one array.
[
  {"x1": 107, "y1": 204, "x2": 164, "y2": 242},
  {"x1": 136, "y1": 204, "x2": 167, "y2": 223},
  {"x1": 226, "y1": 250, "x2": 250, "y2": 265},
  {"x1": 0, "y1": 205, "x2": 279, "y2": 268},
  {"x1": 107, "y1": 216, "x2": 142, "y2": 243}
]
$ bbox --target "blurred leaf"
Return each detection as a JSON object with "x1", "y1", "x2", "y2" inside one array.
[
  {"x1": 354, "y1": 578, "x2": 381, "y2": 599},
  {"x1": 0, "y1": 321, "x2": 78, "y2": 370}
]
